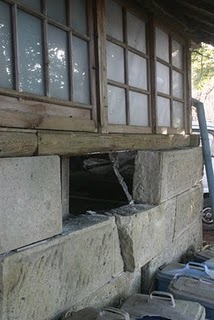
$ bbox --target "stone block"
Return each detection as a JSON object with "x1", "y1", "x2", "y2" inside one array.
[
  {"x1": 141, "y1": 232, "x2": 188, "y2": 293},
  {"x1": 174, "y1": 184, "x2": 203, "y2": 238},
  {"x1": 0, "y1": 216, "x2": 124, "y2": 320},
  {"x1": 0, "y1": 156, "x2": 62, "y2": 254},
  {"x1": 187, "y1": 217, "x2": 203, "y2": 252},
  {"x1": 133, "y1": 148, "x2": 203, "y2": 204},
  {"x1": 114, "y1": 200, "x2": 176, "y2": 272}
]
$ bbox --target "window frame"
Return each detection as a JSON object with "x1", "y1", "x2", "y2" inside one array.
[
  {"x1": 103, "y1": 0, "x2": 152, "y2": 134},
  {"x1": 0, "y1": 0, "x2": 97, "y2": 131},
  {"x1": 154, "y1": 21, "x2": 189, "y2": 134}
]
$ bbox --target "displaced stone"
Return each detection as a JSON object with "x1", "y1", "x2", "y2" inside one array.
[
  {"x1": 0, "y1": 216, "x2": 124, "y2": 320},
  {"x1": 0, "y1": 156, "x2": 62, "y2": 254},
  {"x1": 133, "y1": 148, "x2": 203, "y2": 204},
  {"x1": 114, "y1": 201, "x2": 176, "y2": 272}
]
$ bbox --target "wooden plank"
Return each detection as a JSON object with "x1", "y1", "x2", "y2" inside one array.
[
  {"x1": 0, "y1": 131, "x2": 37, "y2": 157},
  {"x1": 0, "y1": 110, "x2": 96, "y2": 132},
  {"x1": 61, "y1": 157, "x2": 70, "y2": 219},
  {"x1": 38, "y1": 131, "x2": 192, "y2": 156}
]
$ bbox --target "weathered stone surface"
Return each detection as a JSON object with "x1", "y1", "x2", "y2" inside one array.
[
  {"x1": 141, "y1": 232, "x2": 188, "y2": 293},
  {"x1": 187, "y1": 217, "x2": 203, "y2": 251},
  {"x1": 63, "y1": 270, "x2": 142, "y2": 317},
  {"x1": 133, "y1": 148, "x2": 203, "y2": 204},
  {"x1": 0, "y1": 156, "x2": 62, "y2": 254},
  {"x1": 0, "y1": 216, "x2": 124, "y2": 320},
  {"x1": 174, "y1": 184, "x2": 203, "y2": 237},
  {"x1": 114, "y1": 201, "x2": 176, "y2": 272}
]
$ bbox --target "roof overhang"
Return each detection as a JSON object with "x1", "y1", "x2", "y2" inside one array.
[{"x1": 138, "y1": 0, "x2": 214, "y2": 45}]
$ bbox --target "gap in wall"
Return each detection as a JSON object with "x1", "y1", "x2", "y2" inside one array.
[{"x1": 69, "y1": 152, "x2": 136, "y2": 214}]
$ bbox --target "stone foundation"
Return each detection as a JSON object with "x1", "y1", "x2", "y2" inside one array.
[{"x1": 0, "y1": 147, "x2": 203, "y2": 319}]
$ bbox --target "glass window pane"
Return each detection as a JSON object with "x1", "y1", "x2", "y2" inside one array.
[
  {"x1": 71, "y1": 0, "x2": 87, "y2": 35},
  {"x1": 157, "y1": 96, "x2": 170, "y2": 127},
  {"x1": 18, "y1": 0, "x2": 41, "y2": 11},
  {"x1": 128, "y1": 52, "x2": 147, "y2": 89},
  {"x1": 72, "y1": 37, "x2": 90, "y2": 105},
  {"x1": 127, "y1": 12, "x2": 146, "y2": 53},
  {"x1": 156, "y1": 27, "x2": 169, "y2": 62},
  {"x1": 105, "y1": 0, "x2": 123, "y2": 41},
  {"x1": 107, "y1": 41, "x2": 124, "y2": 83},
  {"x1": 0, "y1": 1, "x2": 13, "y2": 89},
  {"x1": 48, "y1": 25, "x2": 69, "y2": 100},
  {"x1": 108, "y1": 86, "x2": 126, "y2": 124},
  {"x1": 18, "y1": 10, "x2": 44, "y2": 95},
  {"x1": 157, "y1": 62, "x2": 170, "y2": 94},
  {"x1": 129, "y1": 91, "x2": 148, "y2": 126},
  {"x1": 173, "y1": 101, "x2": 184, "y2": 128},
  {"x1": 47, "y1": 0, "x2": 66, "y2": 25},
  {"x1": 172, "y1": 39, "x2": 183, "y2": 69},
  {"x1": 172, "y1": 71, "x2": 183, "y2": 98}
]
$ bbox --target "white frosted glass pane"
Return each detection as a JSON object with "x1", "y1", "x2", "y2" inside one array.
[
  {"x1": 156, "y1": 27, "x2": 169, "y2": 62},
  {"x1": 172, "y1": 71, "x2": 183, "y2": 98},
  {"x1": 107, "y1": 41, "x2": 124, "y2": 83},
  {"x1": 127, "y1": 12, "x2": 146, "y2": 53},
  {"x1": 157, "y1": 62, "x2": 170, "y2": 94},
  {"x1": 47, "y1": 0, "x2": 66, "y2": 24},
  {"x1": 129, "y1": 91, "x2": 148, "y2": 126},
  {"x1": 157, "y1": 96, "x2": 170, "y2": 127},
  {"x1": 0, "y1": 1, "x2": 13, "y2": 89},
  {"x1": 18, "y1": 0, "x2": 41, "y2": 11},
  {"x1": 172, "y1": 39, "x2": 183, "y2": 69},
  {"x1": 173, "y1": 101, "x2": 184, "y2": 128},
  {"x1": 105, "y1": 0, "x2": 123, "y2": 41},
  {"x1": 128, "y1": 52, "x2": 147, "y2": 89},
  {"x1": 72, "y1": 37, "x2": 90, "y2": 105},
  {"x1": 18, "y1": 10, "x2": 44, "y2": 95},
  {"x1": 71, "y1": 0, "x2": 87, "y2": 35},
  {"x1": 48, "y1": 25, "x2": 69, "y2": 100},
  {"x1": 108, "y1": 86, "x2": 126, "y2": 124}
]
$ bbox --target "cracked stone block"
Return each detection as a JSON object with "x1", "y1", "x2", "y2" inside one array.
[
  {"x1": 133, "y1": 148, "x2": 203, "y2": 204},
  {"x1": 174, "y1": 184, "x2": 203, "y2": 238},
  {"x1": 0, "y1": 156, "x2": 62, "y2": 254},
  {"x1": 0, "y1": 216, "x2": 124, "y2": 320},
  {"x1": 114, "y1": 200, "x2": 176, "y2": 272}
]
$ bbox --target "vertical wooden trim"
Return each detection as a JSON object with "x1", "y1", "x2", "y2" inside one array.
[
  {"x1": 123, "y1": 9, "x2": 130, "y2": 125},
  {"x1": 67, "y1": 0, "x2": 74, "y2": 101},
  {"x1": 61, "y1": 157, "x2": 70, "y2": 219},
  {"x1": 88, "y1": 0, "x2": 98, "y2": 124},
  {"x1": 12, "y1": 3, "x2": 20, "y2": 91},
  {"x1": 185, "y1": 40, "x2": 192, "y2": 134},
  {"x1": 43, "y1": 0, "x2": 50, "y2": 97},
  {"x1": 169, "y1": 36, "x2": 173, "y2": 127},
  {"x1": 148, "y1": 16, "x2": 157, "y2": 133},
  {"x1": 95, "y1": 0, "x2": 108, "y2": 133}
]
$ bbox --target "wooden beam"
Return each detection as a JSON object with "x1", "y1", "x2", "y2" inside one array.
[
  {"x1": 0, "y1": 131, "x2": 37, "y2": 157},
  {"x1": 0, "y1": 110, "x2": 96, "y2": 132},
  {"x1": 38, "y1": 131, "x2": 195, "y2": 156}
]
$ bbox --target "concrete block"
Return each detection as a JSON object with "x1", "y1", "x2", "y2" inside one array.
[
  {"x1": 0, "y1": 215, "x2": 124, "y2": 320},
  {"x1": 114, "y1": 201, "x2": 176, "y2": 272},
  {"x1": 0, "y1": 156, "x2": 62, "y2": 254},
  {"x1": 174, "y1": 184, "x2": 203, "y2": 237},
  {"x1": 133, "y1": 148, "x2": 203, "y2": 204}
]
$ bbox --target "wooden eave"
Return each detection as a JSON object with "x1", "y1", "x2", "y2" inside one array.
[{"x1": 138, "y1": 0, "x2": 214, "y2": 45}]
